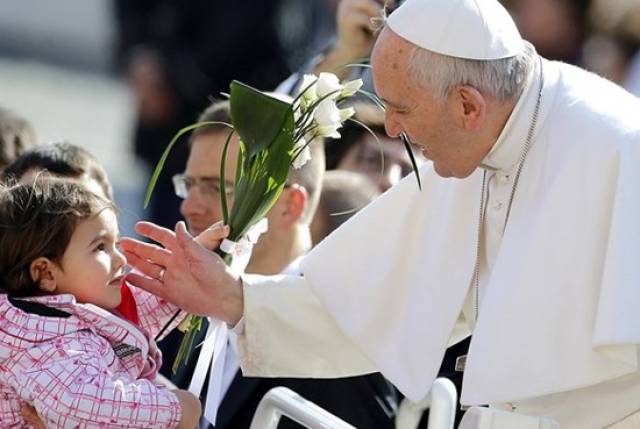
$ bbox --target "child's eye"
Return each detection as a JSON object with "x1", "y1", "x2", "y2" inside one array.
[{"x1": 95, "y1": 243, "x2": 106, "y2": 252}]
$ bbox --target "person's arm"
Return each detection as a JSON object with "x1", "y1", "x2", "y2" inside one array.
[
  {"x1": 276, "y1": 0, "x2": 388, "y2": 96},
  {"x1": 121, "y1": 222, "x2": 378, "y2": 378},
  {"x1": 237, "y1": 273, "x2": 378, "y2": 377},
  {"x1": 312, "y1": 0, "x2": 388, "y2": 80},
  {"x1": 8, "y1": 332, "x2": 196, "y2": 428}
]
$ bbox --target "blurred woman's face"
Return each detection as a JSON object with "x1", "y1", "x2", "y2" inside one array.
[{"x1": 337, "y1": 133, "x2": 417, "y2": 192}]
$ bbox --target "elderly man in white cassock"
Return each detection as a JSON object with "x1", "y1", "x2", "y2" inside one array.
[{"x1": 121, "y1": 0, "x2": 640, "y2": 427}]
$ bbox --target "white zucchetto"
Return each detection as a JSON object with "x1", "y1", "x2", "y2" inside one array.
[{"x1": 387, "y1": 0, "x2": 525, "y2": 60}]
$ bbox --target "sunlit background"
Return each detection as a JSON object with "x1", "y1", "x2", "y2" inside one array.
[{"x1": 0, "y1": 0, "x2": 638, "y2": 236}]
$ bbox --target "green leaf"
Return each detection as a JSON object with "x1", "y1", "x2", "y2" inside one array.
[
  {"x1": 347, "y1": 91, "x2": 422, "y2": 191},
  {"x1": 172, "y1": 316, "x2": 203, "y2": 374},
  {"x1": 336, "y1": 61, "x2": 372, "y2": 70},
  {"x1": 219, "y1": 129, "x2": 235, "y2": 225},
  {"x1": 234, "y1": 144, "x2": 244, "y2": 187},
  {"x1": 357, "y1": 88, "x2": 386, "y2": 110},
  {"x1": 401, "y1": 132, "x2": 422, "y2": 190},
  {"x1": 144, "y1": 121, "x2": 233, "y2": 209},
  {"x1": 230, "y1": 81, "x2": 292, "y2": 158},
  {"x1": 225, "y1": 104, "x2": 295, "y2": 240}
]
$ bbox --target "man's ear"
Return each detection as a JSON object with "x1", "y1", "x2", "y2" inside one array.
[
  {"x1": 454, "y1": 85, "x2": 486, "y2": 130},
  {"x1": 30, "y1": 257, "x2": 58, "y2": 293},
  {"x1": 281, "y1": 185, "x2": 308, "y2": 227}
]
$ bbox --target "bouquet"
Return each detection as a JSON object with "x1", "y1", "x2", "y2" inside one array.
[{"x1": 145, "y1": 72, "x2": 367, "y2": 371}]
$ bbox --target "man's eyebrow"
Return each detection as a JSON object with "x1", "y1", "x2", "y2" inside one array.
[{"x1": 197, "y1": 176, "x2": 234, "y2": 185}]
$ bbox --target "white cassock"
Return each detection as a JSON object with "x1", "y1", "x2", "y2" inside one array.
[{"x1": 235, "y1": 57, "x2": 640, "y2": 428}]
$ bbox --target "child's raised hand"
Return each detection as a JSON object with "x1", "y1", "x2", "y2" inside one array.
[{"x1": 194, "y1": 221, "x2": 231, "y2": 250}]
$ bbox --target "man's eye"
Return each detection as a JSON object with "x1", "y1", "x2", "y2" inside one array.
[{"x1": 203, "y1": 183, "x2": 220, "y2": 195}]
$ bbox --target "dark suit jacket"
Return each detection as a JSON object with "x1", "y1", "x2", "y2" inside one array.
[
  {"x1": 215, "y1": 371, "x2": 397, "y2": 428},
  {"x1": 159, "y1": 319, "x2": 398, "y2": 428}
]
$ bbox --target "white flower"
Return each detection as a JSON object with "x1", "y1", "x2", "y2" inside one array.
[
  {"x1": 340, "y1": 78, "x2": 363, "y2": 97},
  {"x1": 339, "y1": 106, "x2": 356, "y2": 122},
  {"x1": 313, "y1": 98, "x2": 342, "y2": 138},
  {"x1": 292, "y1": 137, "x2": 312, "y2": 169},
  {"x1": 291, "y1": 73, "x2": 360, "y2": 171},
  {"x1": 299, "y1": 74, "x2": 318, "y2": 109},
  {"x1": 316, "y1": 73, "x2": 342, "y2": 100}
]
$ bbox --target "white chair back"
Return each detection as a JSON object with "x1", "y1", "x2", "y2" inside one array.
[
  {"x1": 249, "y1": 386, "x2": 356, "y2": 429},
  {"x1": 396, "y1": 377, "x2": 458, "y2": 429}
]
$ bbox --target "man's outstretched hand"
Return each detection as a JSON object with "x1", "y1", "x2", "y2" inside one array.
[{"x1": 120, "y1": 221, "x2": 244, "y2": 325}]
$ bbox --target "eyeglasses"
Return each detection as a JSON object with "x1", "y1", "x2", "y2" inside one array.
[{"x1": 172, "y1": 174, "x2": 234, "y2": 199}]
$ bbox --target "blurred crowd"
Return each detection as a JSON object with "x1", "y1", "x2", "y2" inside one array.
[
  {"x1": 109, "y1": 0, "x2": 640, "y2": 230},
  {"x1": 0, "y1": 0, "x2": 639, "y2": 428},
  {"x1": 4, "y1": 0, "x2": 639, "y2": 231}
]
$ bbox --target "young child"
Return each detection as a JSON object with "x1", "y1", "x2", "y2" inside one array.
[
  {"x1": 0, "y1": 177, "x2": 200, "y2": 428},
  {"x1": 3, "y1": 141, "x2": 142, "y2": 325}
]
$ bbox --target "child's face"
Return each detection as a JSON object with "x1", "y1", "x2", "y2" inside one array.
[{"x1": 54, "y1": 209, "x2": 126, "y2": 309}]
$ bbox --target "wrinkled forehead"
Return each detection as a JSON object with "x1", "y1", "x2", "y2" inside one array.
[
  {"x1": 372, "y1": 28, "x2": 413, "y2": 74},
  {"x1": 371, "y1": 28, "x2": 416, "y2": 98}
]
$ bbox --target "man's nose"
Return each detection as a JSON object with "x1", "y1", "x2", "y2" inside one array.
[{"x1": 180, "y1": 187, "x2": 206, "y2": 217}]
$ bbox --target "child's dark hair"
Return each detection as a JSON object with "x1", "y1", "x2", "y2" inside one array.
[
  {"x1": 3, "y1": 142, "x2": 114, "y2": 201},
  {"x1": 0, "y1": 176, "x2": 115, "y2": 297}
]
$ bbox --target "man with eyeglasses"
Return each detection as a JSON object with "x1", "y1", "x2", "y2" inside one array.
[{"x1": 159, "y1": 100, "x2": 398, "y2": 429}]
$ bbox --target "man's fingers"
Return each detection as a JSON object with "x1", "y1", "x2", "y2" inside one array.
[
  {"x1": 124, "y1": 272, "x2": 167, "y2": 300},
  {"x1": 123, "y1": 250, "x2": 166, "y2": 280},
  {"x1": 195, "y1": 223, "x2": 230, "y2": 250},
  {"x1": 135, "y1": 221, "x2": 178, "y2": 250},
  {"x1": 349, "y1": 0, "x2": 385, "y2": 19},
  {"x1": 120, "y1": 237, "x2": 172, "y2": 267},
  {"x1": 348, "y1": 11, "x2": 379, "y2": 30}
]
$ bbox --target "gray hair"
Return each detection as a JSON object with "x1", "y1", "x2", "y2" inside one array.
[{"x1": 407, "y1": 41, "x2": 537, "y2": 101}]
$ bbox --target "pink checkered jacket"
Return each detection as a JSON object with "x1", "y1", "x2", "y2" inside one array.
[{"x1": 0, "y1": 285, "x2": 186, "y2": 428}]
